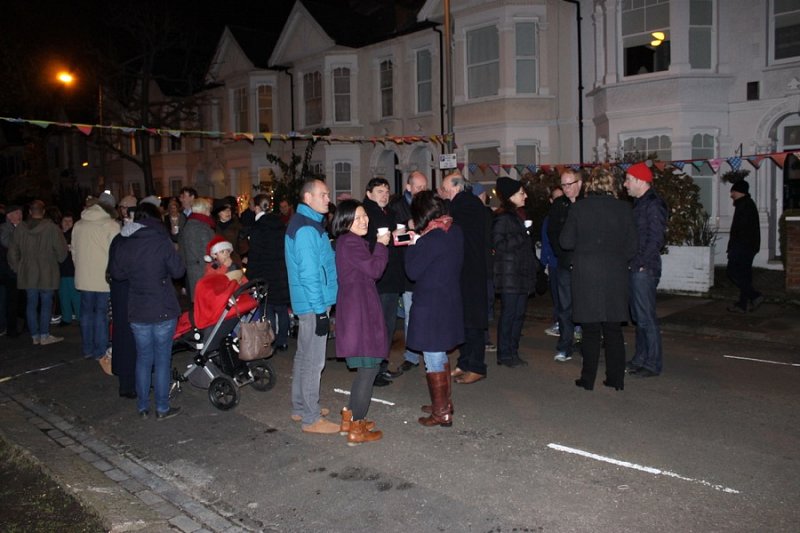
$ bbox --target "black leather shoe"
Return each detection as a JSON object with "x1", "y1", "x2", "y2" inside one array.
[
  {"x1": 632, "y1": 368, "x2": 659, "y2": 378},
  {"x1": 119, "y1": 391, "x2": 137, "y2": 399},
  {"x1": 497, "y1": 359, "x2": 517, "y2": 367},
  {"x1": 575, "y1": 378, "x2": 593, "y2": 390},
  {"x1": 602, "y1": 380, "x2": 624, "y2": 391},
  {"x1": 373, "y1": 373, "x2": 392, "y2": 387},
  {"x1": 511, "y1": 356, "x2": 529, "y2": 367},
  {"x1": 399, "y1": 360, "x2": 419, "y2": 372}
]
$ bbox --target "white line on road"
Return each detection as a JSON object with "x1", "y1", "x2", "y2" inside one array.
[
  {"x1": 547, "y1": 443, "x2": 740, "y2": 494},
  {"x1": 0, "y1": 360, "x2": 77, "y2": 384},
  {"x1": 723, "y1": 355, "x2": 800, "y2": 367},
  {"x1": 333, "y1": 388, "x2": 395, "y2": 406}
]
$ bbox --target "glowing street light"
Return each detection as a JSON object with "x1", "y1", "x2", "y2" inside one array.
[{"x1": 56, "y1": 71, "x2": 75, "y2": 86}]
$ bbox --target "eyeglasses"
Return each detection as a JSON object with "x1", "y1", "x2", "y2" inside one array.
[{"x1": 561, "y1": 179, "x2": 581, "y2": 187}]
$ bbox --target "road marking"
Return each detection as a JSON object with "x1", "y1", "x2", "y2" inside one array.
[
  {"x1": 547, "y1": 443, "x2": 740, "y2": 494},
  {"x1": 0, "y1": 360, "x2": 76, "y2": 384},
  {"x1": 333, "y1": 387, "x2": 395, "y2": 406},
  {"x1": 723, "y1": 355, "x2": 800, "y2": 367}
]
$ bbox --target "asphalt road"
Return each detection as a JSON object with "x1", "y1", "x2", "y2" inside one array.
[{"x1": 0, "y1": 314, "x2": 798, "y2": 532}]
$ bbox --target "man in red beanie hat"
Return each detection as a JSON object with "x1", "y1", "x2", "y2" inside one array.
[{"x1": 624, "y1": 162, "x2": 667, "y2": 378}]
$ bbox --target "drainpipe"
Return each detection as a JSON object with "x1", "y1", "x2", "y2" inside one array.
[
  {"x1": 561, "y1": 0, "x2": 584, "y2": 164},
  {"x1": 432, "y1": 25, "x2": 445, "y2": 147}
]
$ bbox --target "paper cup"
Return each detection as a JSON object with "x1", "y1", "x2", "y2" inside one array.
[
  {"x1": 524, "y1": 220, "x2": 533, "y2": 228},
  {"x1": 377, "y1": 227, "x2": 390, "y2": 236},
  {"x1": 396, "y1": 223, "x2": 406, "y2": 232}
]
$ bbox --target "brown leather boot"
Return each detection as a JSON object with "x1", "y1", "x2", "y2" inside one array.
[
  {"x1": 339, "y1": 407, "x2": 375, "y2": 435},
  {"x1": 418, "y1": 369, "x2": 453, "y2": 427},
  {"x1": 421, "y1": 362, "x2": 455, "y2": 414},
  {"x1": 347, "y1": 419, "x2": 383, "y2": 446}
]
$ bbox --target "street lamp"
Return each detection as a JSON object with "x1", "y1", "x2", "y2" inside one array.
[{"x1": 56, "y1": 71, "x2": 75, "y2": 86}]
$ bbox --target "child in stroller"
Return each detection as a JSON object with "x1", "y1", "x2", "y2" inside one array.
[{"x1": 171, "y1": 237, "x2": 276, "y2": 410}]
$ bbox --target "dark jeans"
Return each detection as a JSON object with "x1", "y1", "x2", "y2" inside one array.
[
  {"x1": 267, "y1": 303, "x2": 290, "y2": 346},
  {"x1": 80, "y1": 291, "x2": 110, "y2": 358},
  {"x1": 457, "y1": 327, "x2": 487, "y2": 374},
  {"x1": 580, "y1": 321, "x2": 625, "y2": 388},
  {"x1": 727, "y1": 250, "x2": 760, "y2": 308},
  {"x1": 629, "y1": 270, "x2": 662, "y2": 374},
  {"x1": 555, "y1": 266, "x2": 575, "y2": 354},
  {"x1": 497, "y1": 292, "x2": 527, "y2": 363}
]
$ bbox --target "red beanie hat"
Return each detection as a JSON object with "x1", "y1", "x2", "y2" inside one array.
[
  {"x1": 204, "y1": 235, "x2": 233, "y2": 262},
  {"x1": 627, "y1": 162, "x2": 653, "y2": 182}
]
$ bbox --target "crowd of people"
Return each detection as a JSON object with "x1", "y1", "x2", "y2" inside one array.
[{"x1": 1, "y1": 164, "x2": 762, "y2": 444}]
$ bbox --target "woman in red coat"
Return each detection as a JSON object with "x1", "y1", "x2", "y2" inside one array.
[{"x1": 332, "y1": 199, "x2": 390, "y2": 445}]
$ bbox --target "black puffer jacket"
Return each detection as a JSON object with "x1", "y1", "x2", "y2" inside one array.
[
  {"x1": 245, "y1": 212, "x2": 290, "y2": 304},
  {"x1": 493, "y1": 210, "x2": 536, "y2": 295}
]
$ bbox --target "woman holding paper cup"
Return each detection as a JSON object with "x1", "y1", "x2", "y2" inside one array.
[
  {"x1": 493, "y1": 177, "x2": 537, "y2": 368},
  {"x1": 332, "y1": 199, "x2": 390, "y2": 445}
]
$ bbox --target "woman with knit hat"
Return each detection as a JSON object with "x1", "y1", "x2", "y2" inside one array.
[{"x1": 492, "y1": 177, "x2": 537, "y2": 368}]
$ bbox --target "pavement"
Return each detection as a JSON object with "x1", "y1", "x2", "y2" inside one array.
[{"x1": 0, "y1": 267, "x2": 797, "y2": 532}]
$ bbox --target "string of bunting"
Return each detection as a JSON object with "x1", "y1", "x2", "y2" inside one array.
[{"x1": 2, "y1": 116, "x2": 797, "y2": 176}]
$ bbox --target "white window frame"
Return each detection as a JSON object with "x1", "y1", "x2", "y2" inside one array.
[
  {"x1": 466, "y1": 24, "x2": 500, "y2": 99},
  {"x1": 332, "y1": 67, "x2": 351, "y2": 123},
  {"x1": 620, "y1": 0, "x2": 671, "y2": 77},
  {"x1": 515, "y1": 21, "x2": 538, "y2": 94},
  {"x1": 380, "y1": 59, "x2": 394, "y2": 118},
  {"x1": 690, "y1": 131, "x2": 717, "y2": 215},
  {"x1": 257, "y1": 84, "x2": 273, "y2": 133},
  {"x1": 232, "y1": 87, "x2": 249, "y2": 131},
  {"x1": 416, "y1": 49, "x2": 433, "y2": 114},
  {"x1": 303, "y1": 71, "x2": 322, "y2": 127},
  {"x1": 689, "y1": 0, "x2": 715, "y2": 70},
  {"x1": 619, "y1": 132, "x2": 672, "y2": 162},
  {"x1": 334, "y1": 161, "x2": 352, "y2": 200},
  {"x1": 769, "y1": 0, "x2": 800, "y2": 64}
]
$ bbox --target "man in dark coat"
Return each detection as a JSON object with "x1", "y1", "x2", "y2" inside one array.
[
  {"x1": 387, "y1": 171, "x2": 428, "y2": 375},
  {"x1": 362, "y1": 177, "x2": 403, "y2": 386},
  {"x1": 439, "y1": 171, "x2": 490, "y2": 384},
  {"x1": 246, "y1": 194, "x2": 291, "y2": 350},
  {"x1": 726, "y1": 180, "x2": 763, "y2": 313},
  {"x1": 547, "y1": 169, "x2": 584, "y2": 362},
  {"x1": 623, "y1": 162, "x2": 668, "y2": 378}
]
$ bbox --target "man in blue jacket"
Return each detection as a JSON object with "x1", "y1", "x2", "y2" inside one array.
[
  {"x1": 285, "y1": 179, "x2": 339, "y2": 433},
  {"x1": 624, "y1": 162, "x2": 668, "y2": 378}
]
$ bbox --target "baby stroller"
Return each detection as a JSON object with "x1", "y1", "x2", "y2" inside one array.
[{"x1": 171, "y1": 277, "x2": 276, "y2": 410}]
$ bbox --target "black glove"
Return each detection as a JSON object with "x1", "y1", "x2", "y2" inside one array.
[{"x1": 315, "y1": 313, "x2": 330, "y2": 336}]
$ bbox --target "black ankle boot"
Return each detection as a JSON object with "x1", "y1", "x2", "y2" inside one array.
[{"x1": 575, "y1": 378, "x2": 593, "y2": 391}]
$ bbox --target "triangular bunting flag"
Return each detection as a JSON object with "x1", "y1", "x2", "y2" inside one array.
[
  {"x1": 771, "y1": 153, "x2": 787, "y2": 169},
  {"x1": 745, "y1": 155, "x2": 764, "y2": 169},
  {"x1": 672, "y1": 161, "x2": 686, "y2": 170},
  {"x1": 477, "y1": 163, "x2": 489, "y2": 175},
  {"x1": 514, "y1": 164, "x2": 526, "y2": 177},
  {"x1": 708, "y1": 158, "x2": 722, "y2": 173},
  {"x1": 262, "y1": 132, "x2": 272, "y2": 144},
  {"x1": 555, "y1": 165, "x2": 565, "y2": 175},
  {"x1": 726, "y1": 156, "x2": 742, "y2": 171},
  {"x1": 76, "y1": 124, "x2": 93, "y2": 136},
  {"x1": 242, "y1": 133, "x2": 254, "y2": 143},
  {"x1": 468, "y1": 163, "x2": 478, "y2": 176},
  {"x1": 540, "y1": 165, "x2": 550, "y2": 173},
  {"x1": 457, "y1": 162, "x2": 465, "y2": 171},
  {"x1": 489, "y1": 164, "x2": 501, "y2": 176},
  {"x1": 168, "y1": 130, "x2": 181, "y2": 138},
  {"x1": 527, "y1": 164, "x2": 538, "y2": 174},
  {"x1": 691, "y1": 160, "x2": 707, "y2": 172},
  {"x1": 30, "y1": 120, "x2": 51, "y2": 129},
  {"x1": 654, "y1": 161, "x2": 666, "y2": 171},
  {"x1": 619, "y1": 162, "x2": 632, "y2": 172},
  {"x1": 501, "y1": 164, "x2": 513, "y2": 175},
  {"x1": 570, "y1": 164, "x2": 581, "y2": 171}
]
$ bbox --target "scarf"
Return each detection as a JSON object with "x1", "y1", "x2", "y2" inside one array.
[
  {"x1": 188, "y1": 213, "x2": 215, "y2": 229},
  {"x1": 421, "y1": 215, "x2": 453, "y2": 237}
]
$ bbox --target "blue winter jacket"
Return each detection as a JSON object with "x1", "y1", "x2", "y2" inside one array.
[{"x1": 285, "y1": 203, "x2": 337, "y2": 315}]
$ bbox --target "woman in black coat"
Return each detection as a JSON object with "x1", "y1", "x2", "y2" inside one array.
[
  {"x1": 405, "y1": 191, "x2": 464, "y2": 427},
  {"x1": 560, "y1": 169, "x2": 638, "y2": 391},
  {"x1": 245, "y1": 194, "x2": 290, "y2": 350},
  {"x1": 108, "y1": 203, "x2": 186, "y2": 419},
  {"x1": 493, "y1": 177, "x2": 537, "y2": 367}
]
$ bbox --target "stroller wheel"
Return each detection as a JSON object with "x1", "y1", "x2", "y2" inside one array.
[
  {"x1": 249, "y1": 360, "x2": 277, "y2": 392},
  {"x1": 208, "y1": 376, "x2": 240, "y2": 410}
]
